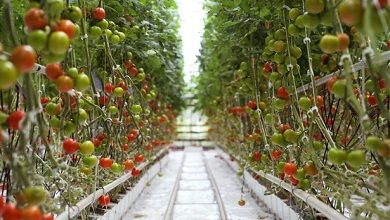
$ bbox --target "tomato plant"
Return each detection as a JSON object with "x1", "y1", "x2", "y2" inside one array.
[
  {"x1": 195, "y1": 0, "x2": 390, "y2": 218},
  {"x1": 0, "y1": 0, "x2": 184, "y2": 216}
]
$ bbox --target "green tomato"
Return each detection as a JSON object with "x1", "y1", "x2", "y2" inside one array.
[
  {"x1": 302, "y1": 13, "x2": 320, "y2": 29},
  {"x1": 131, "y1": 104, "x2": 142, "y2": 114},
  {"x1": 67, "y1": 6, "x2": 82, "y2": 22},
  {"x1": 274, "y1": 29, "x2": 286, "y2": 40},
  {"x1": 83, "y1": 155, "x2": 98, "y2": 168},
  {"x1": 111, "y1": 162, "x2": 122, "y2": 173},
  {"x1": 288, "y1": 24, "x2": 300, "y2": 36},
  {"x1": 108, "y1": 106, "x2": 119, "y2": 114},
  {"x1": 74, "y1": 73, "x2": 90, "y2": 91},
  {"x1": 97, "y1": 19, "x2": 109, "y2": 30},
  {"x1": 110, "y1": 34, "x2": 121, "y2": 44},
  {"x1": 45, "y1": 102, "x2": 60, "y2": 116},
  {"x1": 283, "y1": 129, "x2": 298, "y2": 143},
  {"x1": 67, "y1": 67, "x2": 79, "y2": 78},
  {"x1": 328, "y1": 148, "x2": 347, "y2": 165},
  {"x1": 24, "y1": 186, "x2": 47, "y2": 205},
  {"x1": 264, "y1": 113, "x2": 273, "y2": 124},
  {"x1": 295, "y1": 15, "x2": 305, "y2": 28},
  {"x1": 80, "y1": 141, "x2": 95, "y2": 156},
  {"x1": 290, "y1": 46, "x2": 302, "y2": 59},
  {"x1": 298, "y1": 179, "x2": 311, "y2": 190},
  {"x1": 293, "y1": 168, "x2": 305, "y2": 180},
  {"x1": 277, "y1": 162, "x2": 286, "y2": 172},
  {"x1": 272, "y1": 98, "x2": 287, "y2": 111},
  {"x1": 89, "y1": 26, "x2": 102, "y2": 40},
  {"x1": 104, "y1": 29, "x2": 113, "y2": 38},
  {"x1": 135, "y1": 72, "x2": 145, "y2": 81},
  {"x1": 48, "y1": 31, "x2": 70, "y2": 55},
  {"x1": 133, "y1": 114, "x2": 141, "y2": 123},
  {"x1": 0, "y1": 112, "x2": 9, "y2": 124},
  {"x1": 47, "y1": 0, "x2": 64, "y2": 16},
  {"x1": 0, "y1": 60, "x2": 18, "y2": 90},
  {"x1": 49, "y1": 116, "x2": 60, "y2": 128},
  {"x1": 118, "y1": 32, "x2": 126, "y2": 41},
  {"x1": 271, "y1": 133, "x2": 285, "y2": 146},
  {"x1": 64, "y1": 121, "x2": 76, "y2": 136},
  {"x1": 312, "y1": 141, "x2": 324, "y2": 151},
  {"x1": 332, "y1": 79, "x2": 347, "y2": 99},
  {"x1": 365, "y1": 136, "x2": 383, "y2": 151},
  {"x1": 78, "y1": 108, "x2": 89, "y2": 123},
  {"x1": 28, "y1": 30, "x2": 48, "y2": 51},
  {"x1": 299, "y1": 97, "x2": 312, "y2": 110},
  {"x1": 289, "y1": 8, "x2": 302, "y2": 21},
  {"x1": 346, "y1": 150, "x2": 365, "y2": 169},
  {"x1": 113, "y1": 87, "x2": 124, "y2": 97}
]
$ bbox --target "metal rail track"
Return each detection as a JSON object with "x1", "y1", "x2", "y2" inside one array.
[
  {"x1": 203, "y1": 151, "x2": 228, "y2": 220},
  {"x1": 162, "y1": 152, "x2": 185, "y2": 220}
]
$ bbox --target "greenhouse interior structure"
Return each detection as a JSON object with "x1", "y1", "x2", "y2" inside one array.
[{"x1": 0, "y1": 0, "x2": 390, "y2": 219}]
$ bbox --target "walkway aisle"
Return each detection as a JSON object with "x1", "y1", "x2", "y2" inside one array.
[
  {"x1": 204, "y1": 150, "x2": 276, "y2": 220},
  {"x1": 121, "y1": 151, "x2": 184, "y2": 220},
  {"x1": 172, "y1": 147, "x2": 220, "y2": 220},
  {"x1": 122, "y1": 147, "x2": 275, "y2": 220}
]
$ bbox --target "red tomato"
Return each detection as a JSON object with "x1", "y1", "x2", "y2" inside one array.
[
  {"x1": 127, "y1": 133, "x2": 136, "y2": 142},
  {"x1": 263, "y1": 61, "x2": 272, "y2": 73},
  {"x1": 135, "y1": 154, "x2": 144, "y2": 163},
  {"x1": 327, "y1": 76, "x2": 338, "y2": 92},
  {"x1": 316, "y1": 96, "x2": 324, "y2": 107},
  {"x1": 124, "y1": 60, "x2": 133, "y2": 69},
  {"x1": 122, "y1": 143, "x2": 129, "y2": 151},
  {"x1": 379, "y1": 79, "x2": 386, "y2": 89},
  {"x1": 7, "y1": 110, "x2": 25, "y2": 130},
  {"x1": 99, "y1": 96, "x2": 109, "y2": 106},
  {"x1": 0, "y1": 197, "x2": 4, "y2": 214},
  {"x1": 2, "y1": 203, "x2": 20, "y2": 220},
  {"x1": 276, "y1": 86, "x2": 289, "y2": 100},
  {"x1": 252, "y1": 151, "x2": 262, "y2": 161},
  {"x1": 247, "y1": 100, "x2": 257, "y2": 110},
  {"x1": 40, "y1": 97, "x2": 49, "y2": 105},
  {"x1": 130, "y1": 128, "x2": 139, "y2": 136},
  {"x1": 145, "y1": 144, "x2": 153, "y2": 151},
  {"x1": 92, "y1": 138, "x2": 101, "y2": 147},
  {"x1": 20, "y1": 205, "x2": 42, "y2": 220},
  {"x1": 52, "y1": 19, "x2": 76, "y2": 39},
  {"x1": 55, "y1": 75, "x2": 74, "y2": 93},
  {"x1": 131, "y1": 168, "x2": 140, "y2": 177},
  {"x1": 93, "y1": 8, "x2": 106, "y2": 21},
  {"x1": 42, "y1": 213, "x2": 54, "y2": 220},
  {"x1": 104, "y1": 83, "x2": 115, "y2": 93},
  {"x1": 97, "y1": 132, "x2": 106, "y2": 141},
  {"x1": 368, "y1": 95, "x2": 377, "y2": 106},
  {"x1": 128, "y1": 67, "x2": 139, "y2": 77},
  {"x1": 271, "y1": 150, "x2": 282, "y2": 160},
  {"x1": 99, "y1": 157, "x2": 113, "y2": 169},
  {"x1": 45, "y1": 63, "x2": 64, "y2": 80},
  {"x1": 63, "y1": 138, "x2": 80, "y2": 154},
  {"x1": 24, "y1": 8, "x2": 48, "y2": 30},
  {"x1": 284, "y1": 162, "x2": 298, "y2": 176},
  {"x1": 10, "y1": 45, "x2": 37, "y2": 72},
  {"x1": 98, "y1": 195, "x2": 110, "y2": 206},
  {"x1": 117, "y1": 81, "x2": 127, "y2": 91},
  {"x1": 279, "y1": 172, "x2": 285, "y2": 180},
  {"x1": 289, "y1": 175, "x2": 299, "y2": 186},
  {"x1": 123, "y1": 159, "x2": 135, "y2": 171}
]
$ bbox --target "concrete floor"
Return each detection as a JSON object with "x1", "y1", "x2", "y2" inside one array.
[{"x1": 122, "y1": 147, "x2": 275, "y2": 220}]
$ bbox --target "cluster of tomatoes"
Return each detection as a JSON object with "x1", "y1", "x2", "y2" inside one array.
[{"x1": 0, "y1": 187, "x2": 53, "y2": 220}]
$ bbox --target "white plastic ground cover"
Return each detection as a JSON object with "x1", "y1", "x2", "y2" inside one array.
[
  {"x1": 99, "y1": 154, "x2": 169, "y2": 220},
  {"x1": 55, "y1": 147, "x2": 169, "y2": 220},
  {"x1": 215, "y1": 147, "x2": 348, "y2": 220}
]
